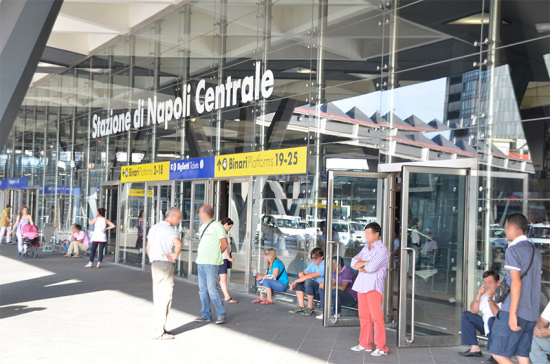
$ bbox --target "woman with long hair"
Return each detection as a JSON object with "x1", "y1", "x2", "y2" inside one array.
[
  {"x1": 85, "y1": 207, "x2": 115, "y2": 268},
  {"x1": 252, "y1": 248, "x2": 289, "y2": 304},
  {"x1": 218, "y1": 217, "x2": 237, "y2": 303},
  {"x1": 136, "y1": 210, "x2": 148, "y2": 256},
  {"x1": 13, "y1": 206, "x2": 33, "y2": 258}
]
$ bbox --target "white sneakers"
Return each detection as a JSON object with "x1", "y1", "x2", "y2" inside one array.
[
  {"x1": 350, "y1": 345, "x2": 387, "y2": 356},
  {"x1": 350, "y1": 344, "x2": 372, "y2": 352},
  {"x1": 371, "y1": 349, "x2": 388, "y2": 356}
]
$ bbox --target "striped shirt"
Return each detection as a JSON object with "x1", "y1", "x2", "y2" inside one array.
[{"x1": 351, "y1": 240, "x2": 390, "y2": 295}]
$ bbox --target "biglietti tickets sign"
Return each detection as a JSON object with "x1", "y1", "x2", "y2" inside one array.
[{"x1": 92, "y1": 61, "x2": 274, "y2": 139}]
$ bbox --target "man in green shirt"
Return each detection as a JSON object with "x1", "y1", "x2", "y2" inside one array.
[{"x1": 194, "y1": 205, "x2": 228, "y2": 325}]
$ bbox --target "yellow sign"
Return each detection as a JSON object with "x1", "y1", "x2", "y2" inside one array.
[
  {"x1": 121, "y1": 162, "x2": 169, "y2": 183},
  {"x1": 214, "y1": 147, "x2": 308, "y2": 178},
  {"x1": 128, "y1": 189, "x2": 154, "y2": 197}
]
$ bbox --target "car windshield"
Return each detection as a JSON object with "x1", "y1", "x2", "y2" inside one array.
[
  {"x1": 277, "y1": 219, "x2": 299, "y2": 229},
  {"x1": 531, "y1": 227, "x2": 550, "y2": 239},
  {"x1": 352, "y1": 223, "x2": 364, "y2": 232},
  {"x1": 298, "y1": 222, "x2": 309, "y2": 229},
  {"x1": 333, "y1": 223, "x2": 348, "y2": 233},
  {"x1": 491, "y1": 229, "x2": 505, "y2": 238}
]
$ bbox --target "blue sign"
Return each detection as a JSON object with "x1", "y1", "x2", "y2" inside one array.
[
  {"x1": 0, "y1": 177, "x2": 28, "y2": 190},
  {"x1": 42, "y1": 186, "x2": 81, "y2": 195},
  {"x1": 169, "y1": 157, "x2": 214, "y2": 180}
]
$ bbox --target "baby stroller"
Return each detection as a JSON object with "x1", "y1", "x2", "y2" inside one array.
[{"x1": 22, "y1": 224, "x2": 40, "y2": 258}]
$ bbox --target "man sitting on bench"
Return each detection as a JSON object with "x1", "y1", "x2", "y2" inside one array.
[
  {"x1": 459, "y1": 269, "x2": 501, "y2": 362},
  {"x1": 288, "y1": 247, "x2": 325, "y2": 316}
]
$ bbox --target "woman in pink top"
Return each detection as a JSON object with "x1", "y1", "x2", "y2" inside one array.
[{"x1": 64, "y1": 224, "x2": 90, "y2": 258}]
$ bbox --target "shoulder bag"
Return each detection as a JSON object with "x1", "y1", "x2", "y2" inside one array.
[{"x1": 493, "y1": 242, "x2": 535, "y2": 304}]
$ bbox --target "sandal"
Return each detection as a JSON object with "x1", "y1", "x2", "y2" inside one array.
[
  {"x1": 260, "y1": 300, "x2": 273, "y2": 305},
  {"x1": 252, "y1": 298, "x2": 263, "y2": 303},
  {"x1": 224, "y1": 298, "x2": 238, "y2": 303}
]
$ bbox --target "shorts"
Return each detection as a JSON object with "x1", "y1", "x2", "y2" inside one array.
[
  {"x1": 218, "y1": 259, "x2": 229, "y2": 275},
  {"x1": 489, "y1": 310, "x2": 536, "y2": 358}
]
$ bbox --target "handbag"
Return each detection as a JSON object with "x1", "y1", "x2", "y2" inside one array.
[{"x1": 493, "y1": 242, "x2": 535, "y2": 304}]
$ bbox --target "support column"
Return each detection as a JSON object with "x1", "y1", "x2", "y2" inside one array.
[{"x1": 0, "y1": 0, "x2": 63, "y2": 150}]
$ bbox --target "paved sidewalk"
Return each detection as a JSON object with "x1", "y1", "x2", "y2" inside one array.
[{"x1": 0, "y1": 244, "x2": 495, "y2": 364}]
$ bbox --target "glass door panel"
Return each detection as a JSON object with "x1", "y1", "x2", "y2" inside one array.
[
  {"x1": 99, "y1": 185, "x2": 119, "y2": 263},
  {"x1": 175, "y1": 181, "x2": 192, "y2": 278},
  {"x1": 398, "y1": 166, "x2": 468, "y2": 346},
  {"x1": 117, "y1": 183, "x2": 145, "y2": 267},
  {"x1": 227, "y1": 179, "x2": 251, "y2": 289},
  {"x1": 189, "y1": 181, "x2": 210, "y2": 281},
  {"x1": 324, "y1": 171, "x2": 391, "y2": 327}
]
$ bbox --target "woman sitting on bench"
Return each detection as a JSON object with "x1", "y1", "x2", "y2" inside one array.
[{"x1": 252, "y1": 248, "x2": 289, "y2": 305}]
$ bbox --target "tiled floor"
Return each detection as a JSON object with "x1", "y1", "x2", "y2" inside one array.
[{"x1": 0, "y1": 244, "x2": 496, "y2": 364}]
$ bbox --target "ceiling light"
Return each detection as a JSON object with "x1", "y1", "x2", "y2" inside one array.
[
  {"x1": 38, "y1": 62, "x2": 65, "y2": 68},
  {"x1": 447, "y1": 13, "x2": 509, "y2": 25},
  {"x1": 296, "y1": 67, "x2": 316, "y2": 74},
  {"x1": 535, "y1": 23, "x2": 550, "y2": 33}
]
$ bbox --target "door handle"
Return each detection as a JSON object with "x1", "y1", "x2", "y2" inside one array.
[{"x1": 403, "y1": 247, "x2": 416, "y2": 343}]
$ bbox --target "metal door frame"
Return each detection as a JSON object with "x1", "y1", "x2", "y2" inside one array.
[
  {"x1": 324, "y1": 170, "x2": 394, "y2": 327},
  {"x1": 397, "y1": 166, "x2": 470, "y2": 347},
  {"x1": 99, "y1": 181, "x2": 122, "y2": 263},
  {"x1": 186, "y1": 179, "x2": 213, "y2": 283},
  {"x1": 224, "y1": 177, "x2": 253, "y2": 292},
  {"x1": 26, "y1": 187, "x2": 40, "y2": 225}
]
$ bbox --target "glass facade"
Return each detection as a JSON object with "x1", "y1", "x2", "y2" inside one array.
[{"x1": 1, "y1": 0, "x2": 549, "y2": 346}]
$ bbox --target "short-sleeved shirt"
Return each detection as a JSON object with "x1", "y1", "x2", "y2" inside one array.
[
  {"x1": 501, "y1": 236, "x2": 542, "y2": 322},
  {"x1": 478, "y1": 292, "x2": 501, "y2": 334},
  {"x1": 1, "y1": 209, "x2": 10, "y2": 227},
  {"x1": 541, "y1": 302, "x2": 550, "y2": 329},
  {"x1": 305, "y1": 259, "x2": 325, "y2": 283},
  {"x1": 268, "y1": 259, "x2": 289, "y2": 285},
  {"x1": 74, "y1": 230, "x2": 89, "y2": 248},
  {"x1": 147, "y1": 221, "x2": 179, "y2": 263},
  {"x1": 333, "y1": 266, "x2": 357, "y2": 301},
  {"x1": 196, "y1": 220, "x2": 226, "y2": 265}
]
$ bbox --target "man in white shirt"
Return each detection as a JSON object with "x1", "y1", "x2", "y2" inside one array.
[
  {"x1": 459, "y1": 270, "x2": 501, "y2": 361},
  {"x1": 530, "y1": 302, "x2": 550, "y2": 364},
  {"x1": 146, "y1": 207, "x2": 182, "y2": 340}
]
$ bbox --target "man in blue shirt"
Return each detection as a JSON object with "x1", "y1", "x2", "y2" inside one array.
[
  {"x1": 288, "y1": 247, "x2": 325, "y2": 316},
  {"x1": 489, "y1": 213, "x2": 542, "y2": 364}
]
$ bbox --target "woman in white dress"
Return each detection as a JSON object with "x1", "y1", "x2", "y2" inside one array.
[{"x1": 85, "y1": 207, "x2": 115, "y2": 268}]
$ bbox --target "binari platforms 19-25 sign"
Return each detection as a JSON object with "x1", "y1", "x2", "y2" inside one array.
[{"x1": 92, "y1": 61, "x2": 274, "y2": 139}]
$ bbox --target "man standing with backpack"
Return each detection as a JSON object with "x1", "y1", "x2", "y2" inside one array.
[{"x1": 490, "y1": 213, "x2": 542, "y2": 364}]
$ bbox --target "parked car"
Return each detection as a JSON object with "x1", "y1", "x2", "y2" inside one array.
[{"x1": 529, "y1": 222, "x2": 550, "y2": 254}]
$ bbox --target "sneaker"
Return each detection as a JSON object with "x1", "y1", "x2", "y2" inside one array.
[
  {"x1": 194, "y1": 316, "x2": 212, "y2": 323},
  {"x1": 351, "y1": 344, "x2": 371, "y2": 352},
  {"x1": 301, "y1": 308, "x2": 314, "y2": 316},
  {"x1": 371, "y1": 349, "x2": 387, "y2": 357},
  {"x1": 215, "y1": 317, "x2": 225, "y2": 325},
  {"x1": 289, "y1": 306, "x2": 305, "y2": 314},
  {"x1": 154, "y1": 332, "x2": 174, "y2": 340},
  {"x1": 316, "y1": 314, "x2": 323, "y2": 320}
]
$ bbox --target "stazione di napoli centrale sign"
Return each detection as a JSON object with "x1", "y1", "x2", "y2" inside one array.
[{"x1": 92, "y1": 61, "x2": 274, "y2": 139}]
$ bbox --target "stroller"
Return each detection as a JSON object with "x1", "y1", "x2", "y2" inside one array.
[{"x1": 22, "y1": 224, "x2": 40, "y2": 258}]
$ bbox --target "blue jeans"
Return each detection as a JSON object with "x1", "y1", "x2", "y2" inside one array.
[
  {"x1": 198, "y1": 264, "x2": 226, "y2": 320},
  {"x1": 89, "y1": 242, "x2": 106, "y2": 263},
  {"x1": 262, "y1": 278, "x2": 289, "y2": 292},
  {"x1": 294, "y1": 279, "x2": 320, "y2": 299},
  {"x1": 461, "y1": 311, "x2": 495, "y2": 345},
  {"x1": 62, "y1": 241, "x2": 70, "y2": 253},
  {"x1": 319, "y1": 288, "x2": 357, "y2": 314}
]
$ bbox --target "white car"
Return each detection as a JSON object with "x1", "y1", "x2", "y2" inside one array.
[{"x1": 529, "y1": 222, "x2": 550, "y2": 254}]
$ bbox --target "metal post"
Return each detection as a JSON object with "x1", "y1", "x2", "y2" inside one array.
[
  {"x1": 68, "y1": 69, "x2": 77, "y2": 227},
  {"x1": 151, "y1": 21, "x2": 162, "y2": 164},
  {"x1": 215, "y1": 0, "x2": 227, "y2": 156},
  {"x1": 84, "y1": 58, "x2": 92, "y2": 226},
  {"x1": 386, "y1": 0, "x2": 399, "y2": 164},
  {"x1": 312, "y1": 0, "x2": 328, "y2": 234},
  {"x1": 258, "y1": 0, "x2": 272, "y2": 151},
  {"x1": 483, "y1": 0, "x2": 502, "y2": 271}
]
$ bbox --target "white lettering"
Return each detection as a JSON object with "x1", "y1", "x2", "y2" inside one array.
[
  {"x1": 261, "y1": 69, "x2": 274, "y2": 99},
  {"x1": 195, "y1": 79, "x2": 206, "y2": 114},
  {"x1": 241, "y1": 76, "x2": 254, "y2": 104}
]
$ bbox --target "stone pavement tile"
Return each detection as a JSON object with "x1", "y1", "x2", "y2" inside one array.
[{"x1": 0, "y1": 245, "x2": 496, "y2": 364}]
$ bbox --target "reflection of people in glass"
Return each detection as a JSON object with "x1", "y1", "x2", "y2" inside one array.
[
  {"x1": 252, "y1": 248, "x2": 289, "y2": 305},
  {"x1": 409, "y1": 218, "x2": 422, "y2": 270},
  {"x1": 218, "y1": 217, "x2": 237, "y2": 304},
  {"x1": 393, "y1": 232, "x2": 400, "y2": 255},
  {"x1": 318, "y1": 221, "x2": 339, "y2": 248},
  {"x1": 317, "y1": 256, "x2": 357, "y2": 319},
  {"x1": 136, "y1": 210, "x2": 149, "y2": 256}
]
